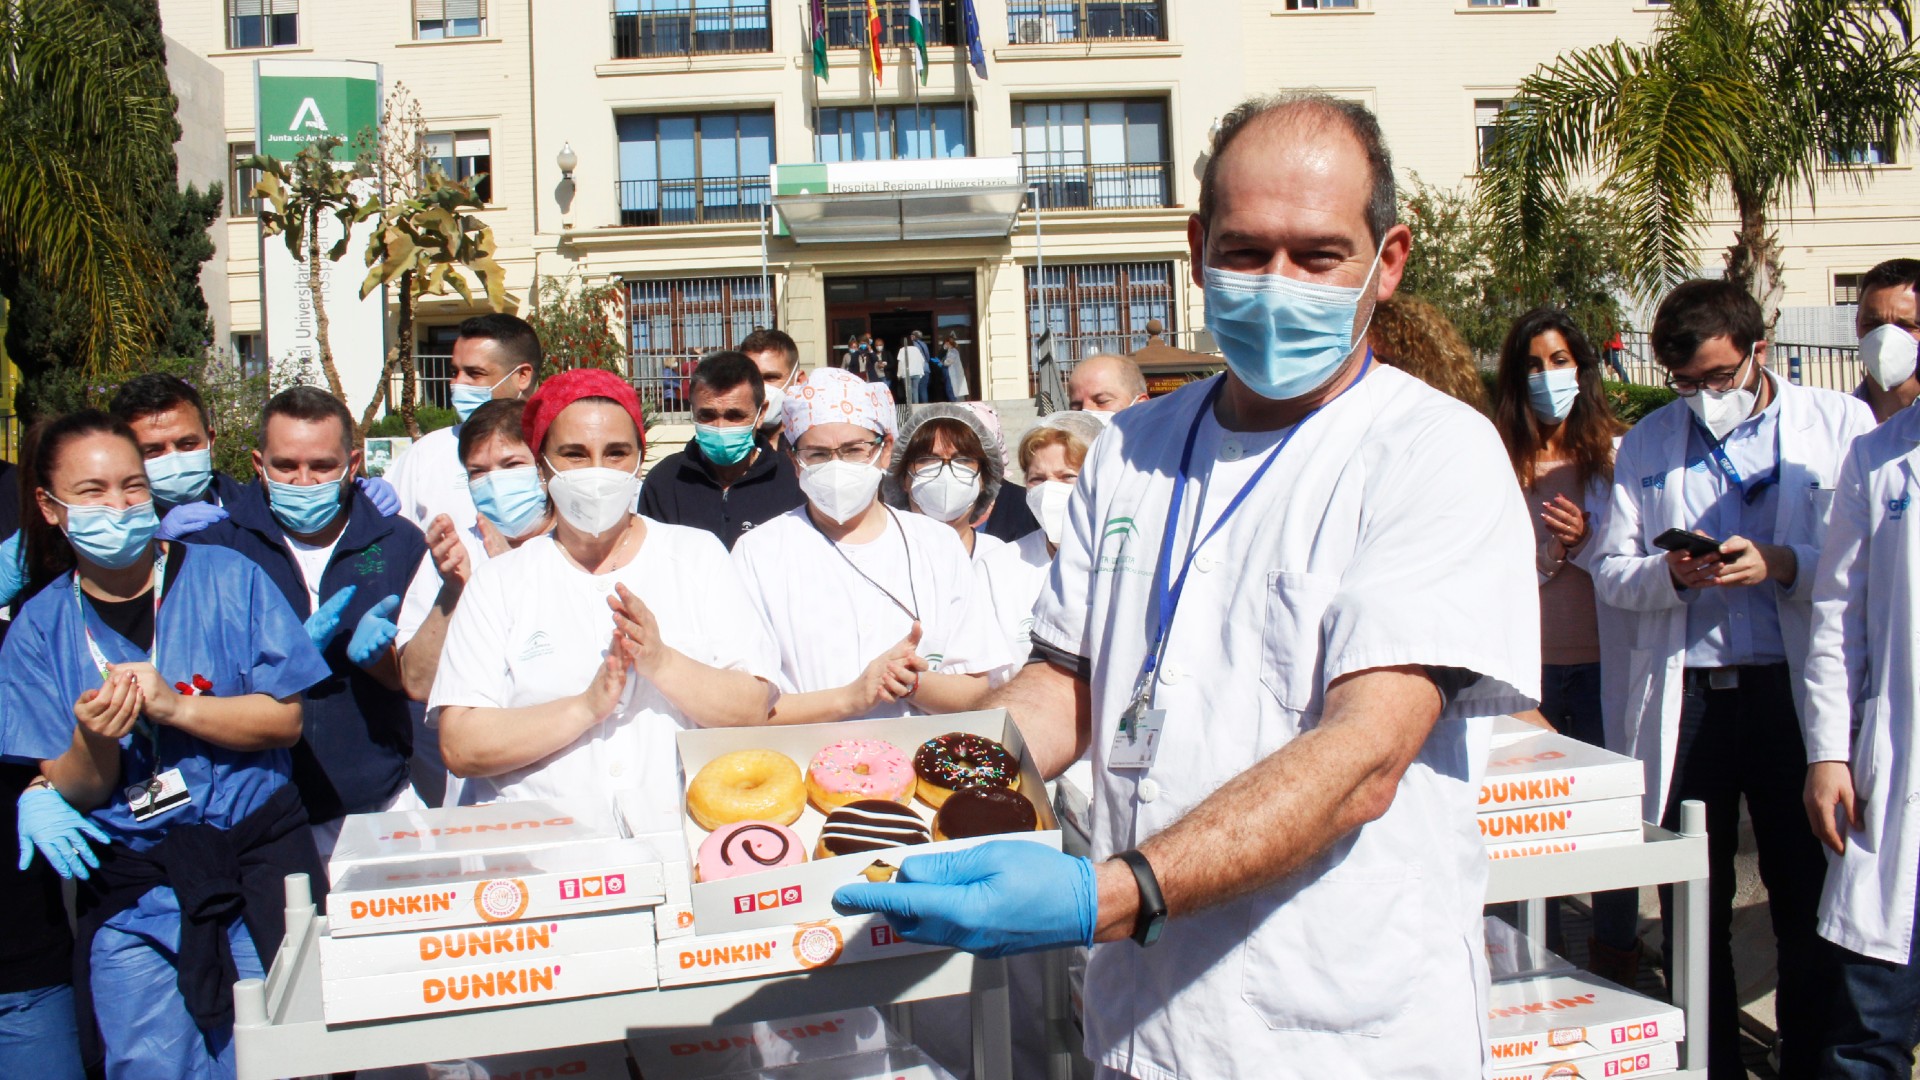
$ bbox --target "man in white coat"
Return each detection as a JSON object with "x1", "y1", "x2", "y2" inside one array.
[
  {"x1": 834, "y1": 92, "x2": 1538, "y2": 1079},
  {"x1": 1592, "y1": 278, "x2": 1872, "y2": 1077},
  {"x1": 1802, "y1": 398, "x2": 1920, "y2": 1076}
]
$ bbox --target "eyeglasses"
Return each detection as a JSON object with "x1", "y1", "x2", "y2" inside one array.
[
  {"x1": 908, "y1": 457, "x2": 981, "y2": 483},
  {"x1": 794, "y1": 438, "x2": 884, "y2": 468},
  {"x1": 1663, "y1": 369, "x2": 1746, "y2": 396}
]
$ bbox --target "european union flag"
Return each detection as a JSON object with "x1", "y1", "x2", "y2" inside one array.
[{"x1": 962, "y1": 0, "x2": 988, "y2": 80}]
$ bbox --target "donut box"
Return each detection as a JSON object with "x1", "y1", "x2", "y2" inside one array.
[
  {"x1": 1487, "y1": 971, "x2": 1684, "y2": 1069},
  {"x1": 1482, "y1": 729, "x2": 1646, "y2": 812},
  {"x1": 1484, "y1": 917, "x2": 1575, "y2": 984},
  {"x1": 352, "y1": 1041, "x2": 633, "y2": 1080},
  {"x1": 1478, "y1": 795, "x2": 1643, "y2": 845},
  {"x1": 319, "y1": 909, "x2": 657, "y2": 980},
  {"x1": 1491, "y1": 1041, "x2": 1679, "y2": 1080},
  {"x1": 673, "y1": 709, "x2": 1063, "y2": 936},
  {"x1": 1485, "y1": 827, "x2": 1644, "y2": 862},
  {"x1": 625, "y1": 1007, "x2": 902, "y2": 1077},
  {"x1": 655, "y1": 910, "x2": 947, "y2": 988},
  {"x1": 329, "y1": 799, "x2": 618, "y2": 871},
  {"x1": 327, "y1": 841, "x2": 667, "y2": 937}
]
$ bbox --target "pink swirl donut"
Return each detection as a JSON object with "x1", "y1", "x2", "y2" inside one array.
[
  {"x1": 806, "y1": 738, "x2": 914, "y2": 812},
  {"x1": 696, "y1": 821, "x2": 804, "y2": 882}
]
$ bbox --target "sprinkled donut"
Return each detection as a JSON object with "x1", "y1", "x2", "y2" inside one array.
[{"x1": 913, "y1": 732, "x2": 1020, "y2": 808}]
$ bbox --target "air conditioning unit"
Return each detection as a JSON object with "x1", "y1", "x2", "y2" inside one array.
[{"x1": 1016, "y1": 18, "x2": 1046, "y2": 43}]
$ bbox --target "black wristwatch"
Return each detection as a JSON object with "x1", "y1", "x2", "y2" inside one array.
[{"x1": 1115, "y1": 849, "x2": 1168, "y2": 947}]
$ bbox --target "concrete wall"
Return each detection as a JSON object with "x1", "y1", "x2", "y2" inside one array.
[{"x1": 165, "y1": 34, "x2": 230, "y2": 351}]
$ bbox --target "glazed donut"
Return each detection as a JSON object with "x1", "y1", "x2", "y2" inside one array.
[
  {"x1": 686, "y1": 750, "x2": 805, "y2": 831},
  {"x1": 815, "y1": 799, "x2": 932, "y2": 859},
  {"x1": 806, "y1": 738, "x2": 914, "y2": 813},
  {"x1": 696, "y1": 821, "x2": 804, "y2": 882},
  {"x1": 932, "y1": 786, "x2": 1039, "y2": 841},
  {"x1": 913, "y1": 732, "x2": 1020, "y2": 808}
]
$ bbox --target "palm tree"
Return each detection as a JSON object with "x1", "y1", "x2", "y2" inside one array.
[
  {"x1": 1478, "y1": 0, "x2": 1920, "y2": 321},
  {"x1": 0, "y1": 0, "x2": 174, "y2": 377},
  {"x1": 250, "y1": 137, "x2": 378, "y2": 402}
]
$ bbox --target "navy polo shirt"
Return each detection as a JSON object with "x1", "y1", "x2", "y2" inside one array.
[
  {"x1": 186, "y1": 481, "x2": 428, "y2": 824},
  {"x1": 639, "y1": 436, "x2": 805, "y2": 550}
]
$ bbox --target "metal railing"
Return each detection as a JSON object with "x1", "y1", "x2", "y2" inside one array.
[
  {"x1": 630, "y1": 363, "x2": 694, "y2": 423},
  {"x1": 821, "y1": 0, "x2": 958, "y2": 47},
  {"x1": 1006, "y1": 0, "x2": 1164, "y2": 43},
  {"x1": 1044, "y1": 327, "x2": 1214, "y2": 372},
  {"x1": 611, "y1": 2, "x2": 772, "y2": 59},
  {"x1": 1613, "y1": 332, "x2": 1860, "y2": 392},
  {"x1": 1022, "y1": 161, "x2": 1171, "y2": 209},
  {"x1": 388, "y1": 353, "x2": 454, "y2": 414},
  {"x1": 616, "y1": 176, "x2": 770, "y2": 227}
]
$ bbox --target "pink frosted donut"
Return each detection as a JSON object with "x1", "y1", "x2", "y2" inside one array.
[
  {"x1": 806, "y1": 738, "x2": 914, "y2": 812},
  {"x1": 696, "y1": 821, "x2": 804, "y2": 882}
]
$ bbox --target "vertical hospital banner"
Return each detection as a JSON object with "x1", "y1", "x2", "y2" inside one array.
[{"x1": 254, "y1": 59, "x2": 385, "y2": 416}]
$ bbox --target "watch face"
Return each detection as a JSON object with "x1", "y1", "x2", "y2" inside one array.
[{"x1": 1140, "y1": 916, "x2": 1166, "y2": 948}]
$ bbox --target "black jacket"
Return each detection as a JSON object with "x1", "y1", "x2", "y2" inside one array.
[{"x1": 638, "y1": 437, "x2": 805, "y2": 550}]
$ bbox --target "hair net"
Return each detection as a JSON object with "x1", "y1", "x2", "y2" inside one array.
[{"x1": 884, "y1": 404, "x2": 1006, "y2": 522}]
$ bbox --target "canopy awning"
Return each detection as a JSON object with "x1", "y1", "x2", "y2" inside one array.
[{"x1": 770, "y1": 157, "x2": 1027, "y2": 244}]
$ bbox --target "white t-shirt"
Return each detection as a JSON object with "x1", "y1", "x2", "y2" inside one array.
[
  {"x1": 285, "y1": 532, "x2": 342, "y2": 612},
  {"x1": 386, "y1": 425, "x2": 476, "y2": 534},
  {"x1": 426, "y1": 521, "x2": 778, "y2": 836},
  {"x1": 731, "y1": 506, "x2": 1013, "y2": 720},
  {"x1": 976, "y1": 528, "x2": 1052, "y2": 667}
]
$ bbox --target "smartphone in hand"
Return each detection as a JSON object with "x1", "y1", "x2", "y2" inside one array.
[{"x1": 1653, "y1": 528, "x2": 1722, "y2": 558}]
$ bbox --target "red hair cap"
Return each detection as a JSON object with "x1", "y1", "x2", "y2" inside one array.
[{"x1": 521, "y1": 368, "x2": 646, "y2": 457}]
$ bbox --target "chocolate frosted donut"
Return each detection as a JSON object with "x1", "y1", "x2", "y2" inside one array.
[
  {"x1": 817, "y1": 799, "x2": 932, "y2": 858},
  {"x1": 914, "y1": 732, "x2": 1019, "y2": 808},
  {"x1": 933, "y1": 786, "x2": 1039, "y2": 841}
]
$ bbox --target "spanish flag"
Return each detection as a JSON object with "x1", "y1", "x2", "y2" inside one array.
[{"x1": 865, "y1": 0, "x2": 883, "y2": 84}]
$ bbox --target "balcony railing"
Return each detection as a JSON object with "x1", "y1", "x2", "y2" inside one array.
[
  {"x1": 822, "y1": 0, "x2": 957, "y2": 47},
  {"x1": 612, "y1": 2, "x2": 771, "y2": 59},
  {"x1": 617, "y1": 176, "x2": 770, "y2": 227},
  {"x1": 1614, "y1": 332, "x2": 1860, "y2": 392},
  {"x1": 1022, "y1": 162, "x2": 1171, "y2": 210},
  {"x1": 1006, "y1": 0, "x2": 1164, "y2": 43}
]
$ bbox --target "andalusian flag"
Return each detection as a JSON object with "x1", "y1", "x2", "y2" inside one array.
[
  {"x1": 906, "y1": 0, "x2": 929, "y2": 85},
  {"x1": 809, "y1": 0, "x2": 827, "y2": 80},
  {"x1": 865, "y1": 0, "x2": 883, "y2": 83}
]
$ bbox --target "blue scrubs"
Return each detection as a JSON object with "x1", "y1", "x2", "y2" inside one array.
[{"x1": 0, "y1": 545, "x2": 329, "y2": 1080}]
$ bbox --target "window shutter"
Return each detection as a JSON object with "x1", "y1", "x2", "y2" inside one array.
[
  {"x1": 415, "y1": 0, "x2": 446, "y2": 20},
  {"x1": 230, "y1": 0, "x2": 265, "y2": 16},
  {"x1": 267, "y1": 0, "x2": 299, "y2": 14},
  {"x1": 454, "y1": 131, "x2": 491, "y2": 158},
  {"x1": 444, "y1": 0, "x2": 483, "y2": 21}
]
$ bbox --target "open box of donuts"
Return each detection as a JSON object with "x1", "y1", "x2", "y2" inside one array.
[{"x1": 672, "y1": 708, "x2": 1062, "y2": 939}]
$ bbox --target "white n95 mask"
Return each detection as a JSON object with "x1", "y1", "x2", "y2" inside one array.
[
  {"x1": 1025, "y1": 480, "x2": 1074, "y2": 547},
  {"x1": 543, "y1": 461, "x2": 639, "y2": 536},
  {"x1": 912, "y1": 469, "x2": 980, "y2": 524},
  {"x1": 1684, "y1": 347, "x2": 1759, "y2": 442},
  {"x1": 1861, "y1": 323, "x2": 1919, "y2": 392},
  {"x1": 801, "y1": 460, "x2": 884, "y2": 524}
]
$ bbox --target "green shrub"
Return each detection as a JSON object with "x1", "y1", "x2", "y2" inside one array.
[{"x1": 369, "y1": 406, "x2": 457, "y2": 439}]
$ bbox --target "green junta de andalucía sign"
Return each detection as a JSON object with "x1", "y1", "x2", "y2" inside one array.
[{"x1": 254, "y1": 59, "x2": 382, "y2": 162}]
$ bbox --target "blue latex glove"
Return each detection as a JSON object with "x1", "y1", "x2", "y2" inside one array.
[
  {"x1": 17, "y1": 786, "x2": 110, "y2": 881},
  {"x1": 0, "y1": 532, "x2": 21, "y2": 608},
  {"x1": 357, "y1": 476, "x2": 401, "y2": 517},
  {"x1": 831, "y1": 841, "x2": 1096, "y2": 958},
  {"x1": 347, "y1": 595, "x2": 401, "y2": 667},
  {"x1": 156, "y1": 500, "x2": 229, "y2": 542},
  {"x1": 306, "y1": 585, "x2": 357, "y2": 651}
]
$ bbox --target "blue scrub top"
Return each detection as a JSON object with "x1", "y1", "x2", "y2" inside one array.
[{"x1": 0, "y1": 544, "x2": 331, "y2": 849}]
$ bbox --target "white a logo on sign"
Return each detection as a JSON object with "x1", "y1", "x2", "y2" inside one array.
[{"x1": 289, "y1": 97, "x2": 329, "y2": 133}]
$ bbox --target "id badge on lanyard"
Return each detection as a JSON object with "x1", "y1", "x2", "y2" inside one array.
[{"x1": 74, "y1": 556, "x2": 191, "y2": 819}]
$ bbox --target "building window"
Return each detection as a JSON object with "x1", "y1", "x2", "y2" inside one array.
[
  {"x1": 617, "y1": 111, "x2": 773, "y2": 227},
  {"x1": 1835, "y1": 273, "x2": 1865, "y2": 306},
  {"x1": 1466, "y1": 0, "x2": 1544, "y2": 6},
  {"x1": 230, "y1": 333, "x2": 266, "y2": 377},
  {"x1": 1284, "y1": 0, "x2": 1358, "y2": 8},
  {"x1": 1025, "y1": 262, "x2": 1176, "y2": 364},
  {"x1": 227, "y1": 0, "x2": 298, "y2": 49},
  {"x1": 628, "y1": 276, "x2": 770, "y2": 416},
  {"x1": 415, "y1": 0, "x2": 485, "y2": 38},
  {"x1": 229, "y1": 142, "x2": 262, "y2": 217},
  {"x1": 1827, "y1": 128, "x2": 1898, "y2": 166},
  {"x1": 816, "y1": 104, "x2": 970, "y2": 162},
  {"x1": 1013, "y1": 99, "x2": 1169, "y2": 210},
  {"x1": 612, "y1": 0, "x2": 772, "y2": 58},
  {"x1": 1005, "y1": 1, "x2": 1164, "y2": 43},
  {"x1": 823, "y1": 0, "x2": 957, "y2": 47},
  {"x1": 424, "y1": 130, "x2": 493, "y2": 203},
  {"x1": 1475, "y1": 98, "x2": 1519, "y2": 170}
]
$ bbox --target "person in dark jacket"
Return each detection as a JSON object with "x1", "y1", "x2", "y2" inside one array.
[{"x1": 639, "y1": 352, "x2": 804, "y2": 549}]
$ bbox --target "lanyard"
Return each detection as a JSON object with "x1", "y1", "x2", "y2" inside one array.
[
  {"x1": 72, "y1": 546, "x2": 165, "y2": 782},
  {"x1": 1134, "y1": 355, "x2": 1372, "y2": 702},
  {"x1": 1696, "y1": 417, "x2": 1781, "y2": 506},
  {"x1": 810, "y1": 505, "x2": 920, "y2": 622}
]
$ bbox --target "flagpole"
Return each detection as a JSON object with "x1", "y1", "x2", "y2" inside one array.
[{"x1": 867, "y1": 3, "x2": 882, "y2": 151}]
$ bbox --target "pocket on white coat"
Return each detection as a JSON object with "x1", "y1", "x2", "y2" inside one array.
[
  {"x1": 1240, "y1": 862, "x2": 1425, "y2": 1035},
  {"x1": 1809, "y1": 487, "x2": 1837, "y2": 531},
  {"x1": 1259, "y1": 571, "x2": 1339, "y2": 715}
]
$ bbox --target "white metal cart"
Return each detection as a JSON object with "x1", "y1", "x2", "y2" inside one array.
[{"x1": 1485, "y1": 799, "x2": 1712, "y2": 1079}]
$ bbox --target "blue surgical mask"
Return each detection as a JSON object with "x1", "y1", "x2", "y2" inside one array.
[
  {"x1": 53, "y1": 498, "x2": 160, "y2": 570},
  {"x1": 145, "y1": 448, "x2": 213, "y2": 505},
  {"x1": 693, "y1": 423, "x2": 757, "y2": 467},
  {"x1": 1202, "y1": 245, "x2": 1383, "y2": 401},
  {"x1": 268, "y1": 476, "x2": 347, "y2": 535},
  {"x1": 450, "y1": 366, "x2": 526, "y2": 423},
  {"x1": 1527, "y1": 367, "x2": 1581, "y2": 424},
  {"x1": 469, "y1": 465, "x2": 549, "y2": 538}
]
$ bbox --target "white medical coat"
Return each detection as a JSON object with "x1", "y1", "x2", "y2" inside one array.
[
  {"x1": 1802, "y1": 404, "x2": 1920, "y2": 963},
  {"x1": 1591, "y1": 378, "x2": 1873, "y2": 820},
  {"x1": 386, "y1": 425, "x2": 477, "y2": 534},
  {"x1": 1031, "y1": 368, "x2": 1538, "y2": 1080}
]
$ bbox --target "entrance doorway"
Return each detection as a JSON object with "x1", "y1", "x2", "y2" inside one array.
[{"x1": 823, "y1": 271, "x2": 979, "y2": 403}]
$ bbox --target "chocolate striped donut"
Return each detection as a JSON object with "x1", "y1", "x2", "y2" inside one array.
[{"x1": 818, "y1": 799, "x2": 932, "y2": 857}]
